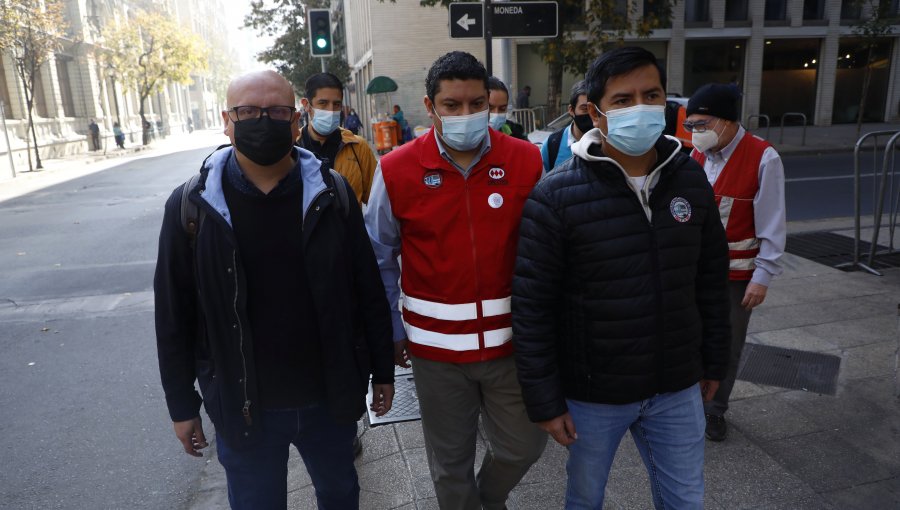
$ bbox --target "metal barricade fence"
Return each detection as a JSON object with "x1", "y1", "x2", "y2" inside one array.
[
  {"x1": 779, "y1": 112, "x2": 807, "y2": 145},
  {"x1": 837, "y1": 130, "x2": 900, "y2": 275},
  {"x1": 746, "y1": 114, "x2": 771, "y2": 140},
  {"x1": 509, "y1": 108, "x2": 537, "y2": 134}
]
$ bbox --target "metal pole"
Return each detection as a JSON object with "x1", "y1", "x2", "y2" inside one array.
[
  {"x1": 321, "y1": 57, "x2": 326, "y2": 73},
  {"x1": 0, "y1": 100, "x2": 15, "y2": 178},
  {"x1": 484, "y1": 0, "x2": 493, "y2": 75},
  {"x1": 867, "y1": 130, "x2": 900, "y2": 269}
]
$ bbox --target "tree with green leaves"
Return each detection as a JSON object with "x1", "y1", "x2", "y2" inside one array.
[
  {"x1": 244, "y1": 0, "x2": 350, "y2": 95},
  {"x1": 850, "y1": 0, "x2": 897, "y2": 136},
  {"x1": 101, "y1": 11, "x2": 208, "y2": 144},
  {"x1": 394, "y1": 0, "x2": 673, "y2": 119},
  {"x1": 0, "y1": 0, "x2": 67, "y2": 171}
]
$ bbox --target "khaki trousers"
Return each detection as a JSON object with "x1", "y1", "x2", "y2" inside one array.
[{"x1": 411, "y1": 354, "x2": 547, "y2": 510}]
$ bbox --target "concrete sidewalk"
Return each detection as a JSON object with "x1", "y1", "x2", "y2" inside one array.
[{"x1": 185, "y1": 249, "x2": 900, "y2": 510}]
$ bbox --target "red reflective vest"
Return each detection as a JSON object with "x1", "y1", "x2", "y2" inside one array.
[
  {"x1": 380, "y1": 127, "x2": 542, "y2": 363},
  {"x1": 692, "y1": 132, "x2": 770, "y2": 281}
]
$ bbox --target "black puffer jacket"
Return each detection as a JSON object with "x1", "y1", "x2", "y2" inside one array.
[
  {"x1": 154, "y1": 146, "x2": 394, "y2": 450},
  {"x1": 512, "y1": 133, "x2": 731, "y2": 423}
]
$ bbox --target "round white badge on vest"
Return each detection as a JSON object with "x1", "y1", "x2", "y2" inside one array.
[{"x1": 488, "y1": 193, "x2": 504, "y2": 209}]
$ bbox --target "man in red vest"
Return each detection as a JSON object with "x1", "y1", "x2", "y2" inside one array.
[
  {"x1": 364, "y1": 51, "x2": 547, "y2": 509},
  {"x1": 684, "y1": 83, "x2": 786, "y2": 441}
]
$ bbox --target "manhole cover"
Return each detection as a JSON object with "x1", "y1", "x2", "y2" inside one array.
[
  {"x1": 785, "y1": 231, "x2": 900, "y2": 270},
  {"x1": 737, "y1": 343, "x2": 841, "y2": 395},
  {"x1": 367, "y1": 367, "x2": 420, "y2": 426}
]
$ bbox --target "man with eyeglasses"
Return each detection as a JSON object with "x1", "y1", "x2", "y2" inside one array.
[
  {"x1": 297, "y1": 72, "x2": 378, "y2": 204},
  {"x1": 683, "y1": 83, "x2": 786, "y2": 442},
  {"x1": 365, "y1": 51, "x2": 546, "y2": 510},
  {"x1": 154, "y1": 70, "x2": 395, "y2": 509}
]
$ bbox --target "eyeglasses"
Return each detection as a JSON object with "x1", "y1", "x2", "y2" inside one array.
[
  {"x1": 226, "y1": 105, "x2": 296, "y2": 122},
  {"x1": 682, "y1": 120, "x2": 713, "y2": 133}
]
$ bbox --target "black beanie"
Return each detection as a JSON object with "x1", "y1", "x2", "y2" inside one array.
[{"x1": 686, "y1": 83, "x2": 741, "y2": 121}]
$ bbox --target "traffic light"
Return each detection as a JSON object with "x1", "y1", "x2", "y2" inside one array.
[{"x1": 308, "y1": 9, "x2": 333, "y2": 57}]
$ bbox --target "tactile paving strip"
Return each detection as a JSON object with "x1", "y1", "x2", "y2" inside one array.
[
  {"x1": 366, "y1": 367, "x2": 421, "y2": 426},
  {"x1": 737, "y1": 343, "x2": 841, "y2": 395}
]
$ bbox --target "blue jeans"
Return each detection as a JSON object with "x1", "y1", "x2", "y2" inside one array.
[
  {"x1": 216, "y1": 404, "x2": 359, "y2": 510},
  {"x1": 565, "y1": 384, "x2": 705, "y2": 510}
]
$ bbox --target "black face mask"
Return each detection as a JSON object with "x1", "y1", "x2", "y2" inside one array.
[
  {"x1": 573, "y1": 113, "x2": 594, "y2": 135},
  {"x1": 233, "y1": 116, "x2": 294, "y2": 166}
]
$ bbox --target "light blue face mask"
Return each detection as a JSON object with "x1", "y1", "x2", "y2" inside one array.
[
  {"x1": 595, "y1": 103, "x2": 666, "y2": 156},
  {"x1": 489, "y1": 112, "x2": 507, "y2": 131},
  {"x1": 434, "y1": 107, "x2": 489, "y2": 151},
  {"x1": 311, "y1": 107, "x2": 341, "y2": 136}
]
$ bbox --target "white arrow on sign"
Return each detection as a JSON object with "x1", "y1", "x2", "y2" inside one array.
[{"x1": 456, "y1": 13, "x2": 476, "y2": 31}]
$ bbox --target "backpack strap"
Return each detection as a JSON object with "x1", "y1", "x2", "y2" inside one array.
[
  {"x1": 317, "y1": 158, "x2": 350, "y2": 218},
  {"x1": 547, "y1": 128, "x2": 565, "y2": 171},
  {"x1": 180, "y1": 173, "x2": 204, "y2": 247}
]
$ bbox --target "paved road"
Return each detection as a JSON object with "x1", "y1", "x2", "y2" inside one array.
[
  {"x1": 783, "y1": 151, "x2": 900, "y2": 222},
  {"x1": 0, "y1": 146, "x2": 217, "y2": 509}
]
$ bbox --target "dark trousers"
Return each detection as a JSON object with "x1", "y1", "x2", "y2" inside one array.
[
  {"x1": 216, "y1": 404, "x2": 359, "y2": 510},
  {"x1": 705, "y1": 280, "x2": 752, "y2": 417}
]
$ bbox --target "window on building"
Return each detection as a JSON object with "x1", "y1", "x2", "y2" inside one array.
[
  {"x1": 684, "y1": 0, "x2": 710, "y2": 23},
  {"x1": 32, "y1": 70, "x2": 49, "y2": 118},
  {"x1": 833, "y1": 38, "x2": 893, "y2": 123},
  {"x1": 0, "y1": 58, "x2": 12, "y2": 118},
  {"x1": 55, "y1": 56, "x2": 76, "y2": 117},
  {"x1": 760, "y1": 38, "x2": 820, "y2": 124},
  {"x1": 683, "y1": 39, "x2": 745, "y2": 97},
  {"x1": 841, "y1": 0, "x2": 862, "y2": 19},
  {"x1": 600, "y1": 0, "x2": 628, "y2": 30},
  {"x1": 725, "y1": 0, "x2": 749, "y2": 21},
  {"x1": 644, "y1": 0, "x2": 673, "y2": 28},
  {"x1": 560, "y1": 0, "x2": 587, "y2": 29},
  {"x1": 880, "y1": 0, "x2": 900, "y2": 16},
  {"x1": 765, "y1": 0, "x2": 787, "y2": 21},
  {"x1": 803, "y1": 0, "x2": 826, "y2": 19}
]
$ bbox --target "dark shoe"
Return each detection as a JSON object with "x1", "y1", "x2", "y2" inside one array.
[
  {"x1": 353, "y1": 436, "x2": 363, "y2": 458},
  {"x1": 705, "y1": 414, "x2": 727, "y2": 442}
]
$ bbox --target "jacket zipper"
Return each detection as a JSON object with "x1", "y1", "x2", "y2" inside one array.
[
  {"x1": 463, "y1": 179, "x2": 486, "y2": 352},
  {"x1": 232, "y1": 249, "x2": 252, "y2": 426}
]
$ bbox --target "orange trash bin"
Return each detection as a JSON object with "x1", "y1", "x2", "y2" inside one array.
[{"x1": 373, "y1": 120, "x2": 398, "y2": 152}]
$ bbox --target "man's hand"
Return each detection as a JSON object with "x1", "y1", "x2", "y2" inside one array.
[
  {"x1": 173, "y1": 417, "x2": 208, "y2": 457},
  {"x1": 699, "y1": 379, "x2": 720, "y2": 402},
  {"x1": 741, "y1": 282, "x2": 768, "y2": 310},
  {"x1": 538, "y1": 413, "x2": 578, "y2": 446},
  {"x1": 394, "y1": 338, "x2": 410, "y2": 368},
  {"x1": 370, "y1": 383, "x2": 395, "y2": 417}
]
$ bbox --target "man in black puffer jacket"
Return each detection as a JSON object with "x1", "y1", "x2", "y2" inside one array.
[{"x1": 512, "y1": 47, "x2": 731, "y2": 510}]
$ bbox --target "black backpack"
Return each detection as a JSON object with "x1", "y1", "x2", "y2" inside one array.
[{"x1": 179, "y1": 148, "x2": 350, "y2": 245}]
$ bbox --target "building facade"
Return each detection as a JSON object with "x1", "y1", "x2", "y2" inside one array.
[
  {"x1": 0, "y1": 0, "x2": 229, "y2": 180},
  {"x1": 342, "y1": 0, "x2": 900, "y2": 139}
]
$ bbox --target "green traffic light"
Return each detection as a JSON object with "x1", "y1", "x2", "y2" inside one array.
[{"x1": 317, "y1": 38, "x2": 327, "y2": 49}]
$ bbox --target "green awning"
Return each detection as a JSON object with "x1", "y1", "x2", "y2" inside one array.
[{"x1": 366, "y1": 76, "x2": 398, "y2": 94}]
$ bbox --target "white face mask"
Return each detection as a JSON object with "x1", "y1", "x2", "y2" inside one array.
[
  {"x1": 489, "y1": 113, "x2": 507, "y2": 131},
  {"x1": 690, "y1": 119, "x2": 722, "y2": 153},
  {"x1": 434, "y1": 108, "x2": 489, "y2": 151}
]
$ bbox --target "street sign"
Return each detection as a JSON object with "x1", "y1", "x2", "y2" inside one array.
[
  {"x1": 491, "y1": 2, "x2": 558, "y2": 38},
  {"x1": 448, "y1": 2, "x2": 558, "y2": 40},
  {"x1": 449, "y1": 3, "x2": 484, "y2": 39}
]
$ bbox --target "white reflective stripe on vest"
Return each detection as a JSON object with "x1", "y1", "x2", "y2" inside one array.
[
  {"x1": 718, "y1": 196, "x2": 734, "y2": 229},
  {"x1": 402, "y1": 295, "x2": 477, "y2": 321},
  {"x1": 729, "y1": 237, "x2": 761, "y2": 251},
  {"x1": 730, "y1": 257, "x2": 756, "y2": 270},
  {"x1": 484, "y1": 327, "x2": 512, "y2": 348},
  {"x1": 482, "y1": 297, "x2": 511, "y2": 317},
  {"x1": 404, "y1": 323, "x2": 480, "y2": 351}
]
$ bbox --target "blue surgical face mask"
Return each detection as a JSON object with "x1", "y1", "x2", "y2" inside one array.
[
  {"x1": 434, "y1": 107, "x2": 489, "y2": 151},
  {"x1": 489, "y1": 112, "x2": 507, "y2": 131},
  {"x1": 595, "y1": 103, "x2": 666, "y2": 156},
  {"x1": 311, "y1": 107, "x2": 341, "y2": 136}
]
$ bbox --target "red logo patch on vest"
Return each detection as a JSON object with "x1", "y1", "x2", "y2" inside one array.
[
  {"x1": 489, "y1": 168, "x2": 505, "y2": 180},
  {"x1": 423, "y1": 171, "x2": 442, "y2": 188}
]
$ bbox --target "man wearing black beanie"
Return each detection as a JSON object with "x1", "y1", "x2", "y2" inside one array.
[{"x1": 684, "y1": 82, "x2": 786, "y2": 442}]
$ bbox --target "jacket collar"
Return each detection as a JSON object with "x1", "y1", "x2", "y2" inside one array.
[
  {"x1": 418, "y1": 126, "x2": 507, "y2": 173},
  {"x1": 197, "y1": 146, "x2": 328, "y2": 227}
]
